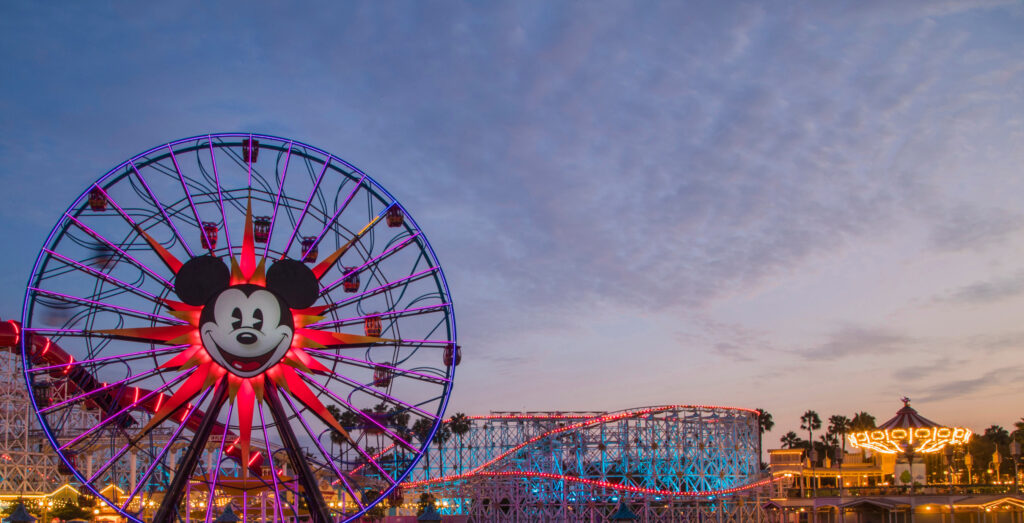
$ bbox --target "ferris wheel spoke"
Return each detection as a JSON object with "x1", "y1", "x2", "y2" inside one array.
[
  {"x1": 256, "y1": 399, "x2": 294, "y2": 521},
  {"x1": 63, "y1": 214, "x2": 175, "y2": 289},
  {"x1": 299, "y1": 174, "x2": 366, "y2": 262},
  {"x1": 280, "y1": 156, "x2": 333, "y2": 259},
  {"x1": 319, "y1": 231, "x2": 422, "y2": 295},
  {"x1": 95, "y1": 184, "x2": 186, "y2": 276},
  {"x1": 295, "y1": 371, "x2": 422, "y2": 451},
  {"x1": 40, "y1": 365, "x2": 170, "y2": 414},
  {"x1": 29, "y1": 288, "x2": 186, "y2": 326},
  {"x1": 129, "y1": 159, "x2": 195, "y2": 258},
  {"x1": 304, "y1": 348, "x2": 449, "y2": 385},
  {"x1": 264, "y1": 384, "x2": 333, "y2": 523},
  {"x1": 30, "y1": 344, "x2": 184, "y2": 374},
  {"x1": 58, "y1": 369, "x2": 196, "y2": 451},
  {"x1": 121, "y1": 385, "x2": 214, "y2": 510},
  {"x1": 42, "y1": 249, "x2": 162, "y2": 302},
  {"x1": 321, "y1": 266, "x2": 440, "y2": 314},
  {"x1": 308, "y1": 303, "x2": 451, "y2": 330},
  {"x1": 207, "y1": 136, "x2": 235, "y2": 260},
  {"x1": 202, "y1": 400, "x2": 235, "y2": 521},
  {"x1": 263, "y1": 141, "x2": 294, "y2": 260},
  {"x1": 278, "y1": 390, "x2": 364, "y2": 510},
  {"x1": 152, "y1": 380, "x2": 229, "y2": 523},
  {"x1": 168, "y1": 145, "x2": 216, "y2": 256}
]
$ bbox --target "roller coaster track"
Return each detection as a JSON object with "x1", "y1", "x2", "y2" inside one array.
[{"x1": 400, "y1": 405, "x2": 781, "y2": 499}]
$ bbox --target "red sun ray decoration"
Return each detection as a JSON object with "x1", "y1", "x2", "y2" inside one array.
[{"x1": 99, "y1": 199, "x2": 389, "y2": 474}]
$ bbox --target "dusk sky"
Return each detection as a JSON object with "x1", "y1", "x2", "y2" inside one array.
[{"x1": 2, "y1": 1, "x2": 1024, "y2": 445}]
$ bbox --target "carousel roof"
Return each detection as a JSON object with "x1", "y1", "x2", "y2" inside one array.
[{"x1": 876, "y1": 398, "x2": 941, "y2": 430}]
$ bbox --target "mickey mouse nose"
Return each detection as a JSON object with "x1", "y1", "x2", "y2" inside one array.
[{"x1": 236, "y1": 332, "x2": 258, "y2": 345}]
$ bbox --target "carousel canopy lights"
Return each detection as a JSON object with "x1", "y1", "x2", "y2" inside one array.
[{"x1": 847, "y1": 398, "x2": 971, "y2": 454}]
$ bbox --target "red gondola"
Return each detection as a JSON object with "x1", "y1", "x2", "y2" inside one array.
[
  {"x1": 242, "y1": 138, "x2": 260, "y2": 163},
  {"x1": 201, "y1": 222, "x2": 218, "y2": 250},
  {"x1": 87, "y1": 187, "x2": 108, "y2": 212},
  {"x1": 301, "y1": 236, "x2": 318, "y2": 263},
  {"x1": 373, "y1": 365, "x2": 392, "y2": 388},
  {"x1": 342, "y1": 268, "x2": 360, "y2": 293},
  {"x1": 364, "y1": 315, "x2": 382, "y2": 337},
  {"x1": 444, "y1": 344, "x2": 462, "y2": 367},
  {"x1": 386, "y1": 207, "x2": 404, "y2": 228},
  {"x1": 254, "y1": 216, "x2": 271, "y2": 243}
]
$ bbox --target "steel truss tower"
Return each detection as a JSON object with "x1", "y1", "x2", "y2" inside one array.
[{"x1": 395, "y1": 405, "x2": 779, "y2": 521}]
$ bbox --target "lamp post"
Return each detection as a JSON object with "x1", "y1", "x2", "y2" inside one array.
[
  {"x1": 1012, "y1": 441, "x2": 1021, "y2": 494},
  {"x1": 965, "y1": 451, "x2": 974, "y2": 485},
  {"x1": 901, "y1": 441, "x2": 916, "y2": 523},
  {"x1": 944, "y1": 445, "x2": 956, "y2": 519}
]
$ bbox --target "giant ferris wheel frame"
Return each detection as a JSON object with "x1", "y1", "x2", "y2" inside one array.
[{"x1": 19, "y1": 133, "x2": 457, "y2": 522}]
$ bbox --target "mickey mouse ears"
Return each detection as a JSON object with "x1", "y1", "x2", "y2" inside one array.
[{"x1": 175, "y1": 256, "x2": 318, "y2": 309}]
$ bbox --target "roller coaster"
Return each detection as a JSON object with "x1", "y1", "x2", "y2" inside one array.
[{"x1": 391, "y1": 406, "x2": 779, "y2": 521}]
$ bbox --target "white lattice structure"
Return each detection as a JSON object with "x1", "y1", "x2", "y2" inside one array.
[{"x1": 0, "y1": 350, "x2": 63, "y2": 494}]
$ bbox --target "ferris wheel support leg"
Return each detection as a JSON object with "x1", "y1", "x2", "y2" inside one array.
[
  {"x1": 153, "y1": 381, "x2": 229, "y2": 523},
  {"x1": 265, "y1": 383, "x2": 334, "y2": 523}
]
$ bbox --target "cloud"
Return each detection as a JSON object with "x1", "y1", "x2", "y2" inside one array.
[
  {"x1": 800, "y1": 326, "x2": 911, "y2": 361},
  {"x1": 916, "y1": 367, "x2": 1022, "y2": 402},
  {"x1": 927, "y1": 205, "x2": 1024, "y2": 252},
  {"x1": 892, "y1": 358, "x2": 956, "y2": 381},
  {"x1": 940, "y1": 272, "x2": 1024, "y2": 304}
]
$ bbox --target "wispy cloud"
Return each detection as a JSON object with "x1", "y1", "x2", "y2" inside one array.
[
  {"x1": 940, "y1": 272, "x2": 1024, "y2": 304},
  {"x1": 800, "y1": 326, "x2": 911, "y2": 361}
]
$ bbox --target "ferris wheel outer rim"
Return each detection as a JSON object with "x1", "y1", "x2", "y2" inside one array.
[{"x1": 19, "y1": 132, "x2": 458, "y2": 522}]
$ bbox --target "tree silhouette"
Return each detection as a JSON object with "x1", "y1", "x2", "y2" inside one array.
[
  {"x1": 780, "y1": 431, "x2": 802, "y2": 449},
  {"x1": 800, "y1": 410, "x2": 822, "y2": 462}
]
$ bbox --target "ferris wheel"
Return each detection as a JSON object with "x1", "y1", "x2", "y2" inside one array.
[{"x1": 19, "y1": 133, "x2": 458, "y2": 522}]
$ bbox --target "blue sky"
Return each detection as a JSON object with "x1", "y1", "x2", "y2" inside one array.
[{"x1": 2, "y1": 1, "x2": 1024, "y2": 443}]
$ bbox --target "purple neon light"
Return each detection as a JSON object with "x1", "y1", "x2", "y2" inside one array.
[
  {"x1": 96, "y1": 183, "x2": 186, "y2": 276},
  {"x1": 168, "y1": 144, "x2": 214, "y2": 254},
  {"x1": 122, "y1": 386, "x2": 213, "y2": 508},
  {"x1": 327, "y1": 266, "x2": 439, "y2": 312},
  {"x1": 257, "y1": 401, "x2": 288, "y2": 522},
  {"x1": 39, "y1": 366, "x2": 167, "y2": 414},
  {"x1": 320, "y1": 232, "x2": 421, "y2": 295},
  {"x1": 280, "y1": 155, "x2": 332, "y2": 259},
  {"x1": 208, "y1": 136, "x2": 234, "y2": 260},
  {"x1": 300, "y1": 174, "x2": 366, "y2": 262},
  {"x1": 88, "y1": 440, "x2": 133, "y2": 483},
  {"x1": 31, "y1": 344, "x2": 184, "y2": 373},
  {"x1": 304, "y1": 348, "x2": 449, "y2": 385},
  {"x1": 278, "y1": 392, "x2": 363, "y2": 507},
  {"x1": 295, "y1": 370, "x2": 418, "y2": 451},
  {"x1": 204, "y1": 400, "x2": 235, "y2": 520},
  {"x1": 307, "y1": 302, "x2": 451, "y2": 329},
  {"x1": 59, "y1": 370, "x2": 194, "y2": 450},
  {"x1": 247, "y1": 133, "x2": 253, "y2": 186},
  {"x1": 23, "y1": 328, "x2": 84, "y2": 334},
  {"x1": 64, "y1": 214, "x2": 174, "y2": 288},
  {"x1": 29, "y1": 287, "x2": 185, "y2": 325},
  {"x1": 43, "y1": 248, "x2": 160, "y2": 300},
  {"x1": 129, "y1": 159, "x2": 195, "y2": 258},
  {"x1": 263, "y1": 142, "x2": 293, "y2": 260}
]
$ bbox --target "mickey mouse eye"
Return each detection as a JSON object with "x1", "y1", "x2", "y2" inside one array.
[
  {"x1": 231, "y1": 308, "x2": 242, "y2": 330},
  {"x1": 253, "y1": 309, "x2": 264, "y2": 330}
]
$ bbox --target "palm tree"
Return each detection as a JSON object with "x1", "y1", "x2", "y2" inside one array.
[
  {"x1": 827, "y1": 415, "x2": 851, "y2": 456},
  {"x1": 1012, "y1": 418, "x2": 1024, "y2": 443},
  {"x1": 448, "y1": 413, "x2": 472, "y2": 474},
  {"x1": 800, "y1": 410, "x2": 822, "y2": 458},
  {"x1": 756, "y1": 408, "x2": 774, "y2": 471},
  {"x1": 849, "y1": 411, "x2": 876, "y2": 432},
  {"x1": 780, "y1": 431, "x2": 802, "y2": 449},
  {"x1": 412, "y1": 418, "x2": 434, "y2": 476}
]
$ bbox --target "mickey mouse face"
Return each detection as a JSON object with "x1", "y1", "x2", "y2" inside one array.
[
  {"x1": 199, "y1": 285, "x2": 293, "y2": 377},
  {"x1": 175, "y1": 256, "x2": 319, "y2": 377}
]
